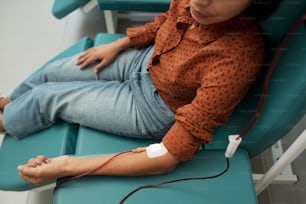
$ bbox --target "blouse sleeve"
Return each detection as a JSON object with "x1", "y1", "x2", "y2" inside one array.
[
  {"x1": 162, "y1": 50, "x2": 263, "y2": 161},
  {"x1": 126, "y1": 12, "x2": 168, "y2": 49}
]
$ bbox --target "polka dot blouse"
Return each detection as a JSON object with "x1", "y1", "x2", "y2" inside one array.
[{"x1": 127, "y1": 0, "x2": 264, "y2": 161}]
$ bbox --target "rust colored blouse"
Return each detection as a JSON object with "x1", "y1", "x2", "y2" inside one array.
[{"x1": 126, "y1": 0, "x2": 264, "y2": 161}]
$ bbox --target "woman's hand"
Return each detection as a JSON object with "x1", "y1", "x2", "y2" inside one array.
[
  {"x1": 18, "y1": 155, "x2": 70, "y2": 184},
  {"x1": 76, "y1": 43, "x2": 121, "y2": 73},
  {"x1": 76, "y1": 37, "x2": 132, "y2": 73}
]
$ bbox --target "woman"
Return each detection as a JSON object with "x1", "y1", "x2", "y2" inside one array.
[{"x1": 0, "y1": 0, "x2": 280, "y2": 184}]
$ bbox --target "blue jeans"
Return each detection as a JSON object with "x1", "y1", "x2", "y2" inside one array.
[{"x1": 3, "y1": 46, "x2": 175, "y2": 140}]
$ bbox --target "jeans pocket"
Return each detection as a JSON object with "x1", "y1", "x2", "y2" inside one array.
[{"x1": 152, "y1": 89, "x2": 175, "y2": 120}]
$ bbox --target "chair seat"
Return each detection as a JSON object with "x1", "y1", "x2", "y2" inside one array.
[
  {"x1": 54, "y1": 127, "x2": 257, "y2": 204},
  {"x1": 94, "y1": 33, "x2": 126, "y2": 46},
  {"x1": 0, "y1": 37, "x2": 93, "y2": 191}
]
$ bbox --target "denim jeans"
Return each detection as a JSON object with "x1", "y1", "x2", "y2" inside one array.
[{"x1": 3, "y1": 46, "x2": 175, "y2": 140}]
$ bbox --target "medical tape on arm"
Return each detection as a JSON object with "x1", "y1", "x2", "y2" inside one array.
[{"x1": 146, "y1": 142, "x2": 168, "y2": 158}]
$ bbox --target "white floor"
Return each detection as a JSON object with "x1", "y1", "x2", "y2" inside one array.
[{"x1": 0, "y1": 1, "x2": 107, "y2": 203}]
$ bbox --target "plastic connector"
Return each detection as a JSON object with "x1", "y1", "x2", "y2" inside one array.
[
  {"x1": 225, "y1": 135, "x2": 242, "y2": 158},
  {"x1": 132, "y1": 147, "x2": 147, "y2": 153}
]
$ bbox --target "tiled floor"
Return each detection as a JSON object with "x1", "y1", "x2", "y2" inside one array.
[
  {"x1": 0, "y1": 1, "x2": 305, "y2": 204},
  {"x1": 253, "y1": 115, "x2": 306, "y2": 204}
]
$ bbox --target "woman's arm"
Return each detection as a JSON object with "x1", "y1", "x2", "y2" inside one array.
[{"x1": 18, "y1": 149, "x2": 179, "y2": 185}]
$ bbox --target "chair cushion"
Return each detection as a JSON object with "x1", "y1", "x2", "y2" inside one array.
[
  {"x1": 54, "y1": 127, "x2": 257, "y2": 204},
  {"x1": 94, "y1": 33, "x2": 126, "y2": 46},
  {"x1": 259, "y1": 0, "x2": 306, "y2": 41}
]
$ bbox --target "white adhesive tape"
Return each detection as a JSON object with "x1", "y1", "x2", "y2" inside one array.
[{"x1": 146, "y1": 143, "x2": 168, "y2": 158}]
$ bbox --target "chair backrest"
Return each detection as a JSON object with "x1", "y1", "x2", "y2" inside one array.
[
  {"x1": 260, "y1": 0, "x2": 306, "y2": 41},
  {"x1": 207, "y1": 1, "x2": 306, "y2": 157},
  {"x1": 97, "y1": 0, "x2": 170, "y2": 12}
]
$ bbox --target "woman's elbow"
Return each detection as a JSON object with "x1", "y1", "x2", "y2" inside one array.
[
  {"x1": 154, "y1": 153, "x2": 180, "y2": 174},
  {"x1": 162, "y1": 161, "x2": 178, "y2": 174}
]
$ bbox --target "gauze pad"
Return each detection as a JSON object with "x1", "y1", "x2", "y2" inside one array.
[{"x1": 146, "y1": 143, "x2": 168, "y2": 158}]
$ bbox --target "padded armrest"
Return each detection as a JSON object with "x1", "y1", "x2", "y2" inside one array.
[
  {"x1": 97, "y1": 0, "x2": 170, "y2": 12},
  {"x1": 0, "y1": 122, "x2": 77, "y2": 191},
  {"x1": 54, "y1": 127, "x2": 257, "y2": 204},
  {"x1": 52, "y1": 0, "x2": 90, "y2": 19}
]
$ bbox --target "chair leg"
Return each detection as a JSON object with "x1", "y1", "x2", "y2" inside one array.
[
  {"x1": 104, "y1": 11, "x2": 118, "y2": 33},
  {"x1": 255, "y1": 129, "x2": 306, "y2": 195},
  {"x1": 26, "y1": 183, "x2": 55, "y2": 204},
  {"x1": 80, "y1": 1, "x2": 117, "y2": 33},
  {"x1": 81, "y1": 0, "x2": 98, "y2": 13}
]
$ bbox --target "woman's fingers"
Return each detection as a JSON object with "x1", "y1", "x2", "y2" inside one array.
[
  {"x1": 26, "y1": 155, "x2": 50, "y2": 167},
  {"x1": 17, "y1": 155, "x2": 50, "y2": 184},
  {"x1": 18, "y1": 167, "x2": 50, "y2": 185},
  {"x1": 78, "y1": 47, "x2": 95, "y2": 58},
  {"x1": 77, "y1": 51, "x2": 101, "y2": 70},
  {"x1": 18, "y1": 155, "x2": 70, "y2": 185},
  {"x1": 80, "y1": 57, "x2": 97, "y2": 70},
  {"x1": 94, "y1": 60, "x2": 108, "y2": 73},
  {"x1": 18, "y1": 171, "x2": 40, "y2": 184},
  {"x1": 77, "y1": 50, "x2": 92, "y2": 64},
  {"x1": 76, "y1": 45, "x2": 117, "y2": 73},
  {"x1": 77, "y1": 39, "x2": 124, "y2": 72}
]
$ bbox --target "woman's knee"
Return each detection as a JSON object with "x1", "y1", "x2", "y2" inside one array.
[
  {"x1": 44, "y1": 61, "x2": 62, "y2": 81},
  {"x1": 44, "y1": 56, "x2": 79, "y2": 81}
]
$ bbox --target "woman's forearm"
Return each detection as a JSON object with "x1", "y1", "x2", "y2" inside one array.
[
  {"x1": 66, "y1": 151, "x2": 179, "y2": 177},
  {"x1": 18, "y1": 150, "x2": 178, "y2": 185},
  {"x1": 114, "y1": 36, "x2": 133, "y2": 51}
]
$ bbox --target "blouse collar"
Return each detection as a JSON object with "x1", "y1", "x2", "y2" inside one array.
[{"x1": 179, "y1": 3, "x2": 256, "y2": 42}]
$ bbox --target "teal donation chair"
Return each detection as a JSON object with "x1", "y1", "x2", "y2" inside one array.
[{"x1": 53, "y1": 1, "x2": 306, "y2": 204}]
